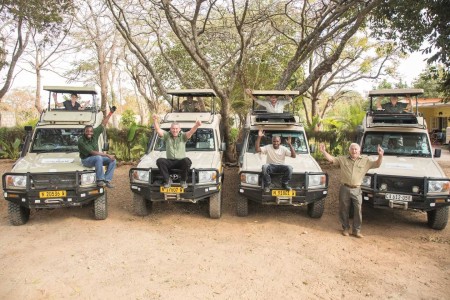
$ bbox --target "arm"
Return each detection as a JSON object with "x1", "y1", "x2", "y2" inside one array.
[
  {"x1": 319, "y1": 143, "x2": 335, "y2": 163},
  {"x1": 374, "y1": 144, "x2": 384, "y2": 167},
  {"x1": 54, "y1": 93, "x2": 63, "y2": 108},
  {"x1": 286, "y1": 136, "x2": 296, "y2": 158},
  {"x1": 376, "y1": 98, "x2": 382, "y2": 110},
  {"x1": 185, "y1": 120, "x2": 202, "y2": 139},
  {"x1": 255, "y1": 129, "x2": 264, "y2": 153},
  {"x1": 101, "y1": 109, "x2": 115, "y2": 126},
  {"x1": 405, "y1": 95, "x2": 412, "y2": 112},
  {"x1": 152, "y1": 115, "x2": 164, "y2": 137},
  {"x1": 245, "y1": 88, "x2": 257, "y2": 101}
]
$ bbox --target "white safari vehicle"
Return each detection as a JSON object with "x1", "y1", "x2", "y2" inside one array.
[
  {"x1": 237, "y1": 90, "x2": 328, "y2": 217},
  {"x1": 129, "y1": 89, "x2": 225, "y2": 218},
  {"x1": 359, "y1": 89, "x2": 449, "y2": 229},
  {"x1": 2, "y1": 86, "x2": 109, "y2": 225}
]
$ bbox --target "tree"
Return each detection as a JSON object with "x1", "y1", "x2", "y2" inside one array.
[
  {"x1": 413, "y1": 65, "x2": 447, "y2": 98},
  {"x1": 0, "y1": 0, "x2": 74, "y2": 100}
]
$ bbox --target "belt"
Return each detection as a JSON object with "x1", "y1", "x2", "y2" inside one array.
[{"x1": 343, "y1": 183, "x2": 360, "y2": 189}]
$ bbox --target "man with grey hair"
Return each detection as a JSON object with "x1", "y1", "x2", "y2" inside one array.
[
  {"x1": 152, "y1": 115, "x2": 202, "y2": 188},
  {"x1": 319, "y1": 142, "x2": 384, "y2": 238},
  {"x1": 255, "y1": 129, "x2": 296, "y2": 192}
]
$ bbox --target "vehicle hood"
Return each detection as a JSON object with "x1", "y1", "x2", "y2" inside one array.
[
  {"x1": 11, "y1": 153, "x2": 90, "y2": 173},
  {"x1": 137, "y1": 151, "x2": 221, "y2": 170},
  {"x1": 241, "y1": 153, "x2": 323, "y2": 173},
  {"x1": 366, "y1": 155, "x2": 446, "y2": 178}
]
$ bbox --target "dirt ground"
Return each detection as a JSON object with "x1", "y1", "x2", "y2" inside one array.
[{"x1": 0, "y1": 156, "x2": 449, "y2": 300}]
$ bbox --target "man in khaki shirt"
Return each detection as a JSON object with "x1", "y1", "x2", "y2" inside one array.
[{"x1": 320, "y1": 143, "x2": 384, "y2": 238}]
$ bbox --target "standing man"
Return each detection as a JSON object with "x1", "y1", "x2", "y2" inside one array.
[
  {"x1": 320, "y1": 143, "x2": 384, "y2": 238},
  {"x1": 245, "y1": 88, "x2": 292, "y2": 113},
  {"x1": 78, "y1": 108, "x2": 116, "y2": 188},
  {"x1": 255, "y1": 129, "x2": 296, "y2": 192},
  {"x1": 376, "y1": 95, "x2": 412, "y2": 113},
  {"x1": 153, "y1": 115, "x2": 202, "y2": 188}
]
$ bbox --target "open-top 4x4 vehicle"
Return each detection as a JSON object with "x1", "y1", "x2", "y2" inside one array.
[
  {"x1": 2, "y1": 86, "x2": 109, "y2": 225},
  {"x1": 237, "y1": 90, "x2": 328, "y2": 217},
  {"x1": 359, "y1": 88, "x2": 449, "y2": 229},
  {"x1": 129, "y1": 89, "x2": 225, "y2": 218}
]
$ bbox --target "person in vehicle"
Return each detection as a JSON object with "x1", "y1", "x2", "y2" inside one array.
[
  {"x1": 54, "y1": 93, "x2": 85, "y2": 111},
  {"x1": 376, "y1": 95, "x2": 412, "y2": 113},
  {"x1": 245, "y1": 88, "x2": 293, "y2": 113},
  {"x1": 152, "y1": 115, "x2": 202, "y2": 188},
  {"x1": 255, "y1": 129, "x2": 296, "y2": 192},
  {"x1": 319, "y1": 142, "x2": 384, "y2": 238},
  {"x1": 78, "y1": 108, "x2": 116, "y2": 188},
  {"x1": 181, "y1": 96, "x2": 205, "y2": 112}
]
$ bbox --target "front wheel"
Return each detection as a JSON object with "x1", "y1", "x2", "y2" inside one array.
[
  {"x1": 427, "y1": 206, "x2": 449, "y2": 230},
  {"x1": 94, "y1": 193, "x2": 108, "y2": 220},
  {"x1": 307, "y1": 198, "x2": 325, "y2": 218},
  {"x1": 236, "y1": 195, "x2": 248, "y2": 217},
  {"x1": 209, "y1": 190, "x2": 222, "y2": 219},
  {"x1": 133, "y1": 193, "x2": 152, "y2": 216},
  {"x1": 8, "y1": 202, "x2": 30, "y2": 225}
]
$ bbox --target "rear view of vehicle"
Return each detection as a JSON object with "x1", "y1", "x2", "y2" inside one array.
[
  {"x1": 359, "y1": 89, "x2": 449, "y2": 229},
  {"x1": 237, "y1": 90, "x2": 328, "y2": 218},
  {"x1": 129, "y1": 89, "x2": 225, "y2": 218},
  {"x1": 2, "y1": 86, "x2": 108, "y2": 225}
]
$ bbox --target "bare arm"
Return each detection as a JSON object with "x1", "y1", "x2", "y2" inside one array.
[
  {"x1": 152, "y1": 115, "x2": 164, "y2": 137},
  {"x1": 54, "y1": 93, "x2": 63, "y2": 108},
  {"x1": 255, "y1": 129, "x2": 264, "y2": 153},
  {"x1": 405, "y1": 95, "x2": 412, "y2": 112},
  {"x1": 374, "y1": 144, "x2": 384, "y2": 167},
  {"x1": 319, "y1": 143, "x2": 335, "y2": 163},
  {"x1": 245, "y1": 88, "x2": 257, "y2": 101},
  {"x1": 286, "y1": 136, "x2": 296, "y2": 158},
  {"x1": 101, "y1": 110, "x2": 115, "y2": 126},
  {"x1": 185, "y1": 120, "x2": 202, "y2": 139},
  {"x1": 376, "y1": 98, "x2": 382, "y2": 110}
]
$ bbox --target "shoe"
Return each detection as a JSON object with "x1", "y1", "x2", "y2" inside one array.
[
  {"x1": 353, "y1": 232, "x2": 364, "y2": 239},
  {"x1": 282, "y1": 183, "x2": 292, "y2": 191},
  {"x1": 105, "y1": 181, "x2": 115, "y2": 188},
  {"x1": 341, "y1": 229, "x2": 349, "y2": 236},
  {"x1": 163, "y1": 179, "x2": 172, "y2": 188},
  {"x1": 97, "y1": 181, "x2": 105, "y2": 187},
  {"x1": 180, "y1": 181, "x2": 188, "y2": 189}
]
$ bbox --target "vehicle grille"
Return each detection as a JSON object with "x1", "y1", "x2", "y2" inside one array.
[
  {"x1": 263, "y1": 173, "x2": 306, "y2": 189},
  {"x1": 31, "y1": 174, "x2": 77, "y2": 190},
  {"x1": 375, "y1": 175, "x2": 424, "y2": 194}
]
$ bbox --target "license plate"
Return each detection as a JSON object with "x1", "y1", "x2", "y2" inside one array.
[
  {"x1": 160, "y1": 187, "x2": 184, "y2": 193},
  {"x1": 272, "y1": 190, "x2": 296, "y2": 197},
  {"x1": 385, "y1": 193, "x2": 412, "y2": 202},
  {"x1": 39, "y1": 190, "x2": 67, "y2": 198}
]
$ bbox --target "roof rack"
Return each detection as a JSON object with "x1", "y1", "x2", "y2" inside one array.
[
  {"x1": 365, "y1": 112, "x2": 426, "y2": 129},
  {"x1": 249, "y1": 112, "x2": 299, "y2": 126},
  {"x1": 162, "y1": 112, "x2": 215, "y2": 124}
]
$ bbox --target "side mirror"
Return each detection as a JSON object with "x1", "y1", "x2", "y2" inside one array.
[
  {"x1": 221, "y1": 142, "x2": 226, "y2": 151},
  {"x1": 309, "y1": 144, "x2": 316, "y2": 153},
  {"x1": 103, "y1": 142, "x2": 109, "y2": 151},
  {"x1": 236, "y1": 143, "x2": 242, "y2": 154},
  {"x1": 24, "y1": 125, "x2": 33, "y2": 132},
  {"x1": 434, "y1": 148, "x2": 441, "y2": 158}
]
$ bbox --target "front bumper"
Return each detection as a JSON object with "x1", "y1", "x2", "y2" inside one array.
[
  {"x1": 129, "y1": 168, "x2": 221, "y2": 203},
  {"x1": 2, "y1": 171, "x2": 104, "y2": 209}
]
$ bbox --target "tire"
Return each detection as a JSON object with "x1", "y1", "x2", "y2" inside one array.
[
  {"x1": 427, "y1": 206, "x2": 449, "y2": 230},
  {"x1": 94, "y1": 193, "x2": 108, "y2": 220},
  {"x1": 209, "y1": 190, "x2": 222, "y2": 219},
  {"x1": 236, "y1": 195, "x2": 248, "y2": 217},
  {"x1": 133, "y1": 193, "x2": 152, "y2": 216},
  {"x1": 307, "y1": 198, "x2": 325, "y2": 218},
  {"x1": 8, "y1": 202, "x2": 30, "y2": 226}
]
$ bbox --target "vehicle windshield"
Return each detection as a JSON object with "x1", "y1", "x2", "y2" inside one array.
[
  {"x1": 362, "y1": 132, "x2": 431, "y2": 157},
  {"x1": 154, "y1": 128, "x2": 215, "y2": 151},
  {"x1": 31, "y1": 128, "x2": 84, "y2": 152},
  {"x1": 247, "y1": 130, "x2": 309, "y2": 154}
]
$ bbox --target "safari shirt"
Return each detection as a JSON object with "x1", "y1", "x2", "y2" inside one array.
[
  {"x1": 78, "y1": 125, "x2": 103, "y2": 159},
  {"x1": 260, "y1": 145, "x2": 292, "y2": 165},
  {"x1": 163, "y1": 131, "x2": 188, "y2": 159},
  {"x1": 333, "y1": 155, "x2": 379, "y2": 186},
  {"x1": 255, "y1": 99, "x2": 292, "y2": 113}
]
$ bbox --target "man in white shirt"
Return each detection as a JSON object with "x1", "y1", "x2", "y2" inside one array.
[
  {"x1": 255, "y1": 129, "x2": 296, "y2": 192},
  {"x1": 245, "y1": 88, "x2": 292, "y2": 113}
]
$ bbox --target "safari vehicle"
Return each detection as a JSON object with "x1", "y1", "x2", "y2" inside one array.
[
  {"x1": 129, "y1": 89, "x2": 225, "y2": 219},
  {"x1": 2, "y1": 86, "x2": 108, "y2": 225},
  {"x1": 237, "y1": 90, "x2": 328, "y2": 217},
  {"x1": 359, "y1": 88, "x2": 449, "y2": 229}
]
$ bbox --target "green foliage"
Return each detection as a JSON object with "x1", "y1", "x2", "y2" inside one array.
[
  {"x1": 0, "y1": 127, "x2": 26, "y2": 159},
  {"x1": 0, "y1": 138, "x2": 21, "y2": 160},
  {"x1": 120, "y1": 109, "x2": 137, "y2": 128},
  {"x1": 229, "y1": 128, "x2": 239, "y2": 144},
  {"x1": 19, "y1": 118, "x2": 39, "y2": 128},
  {"x1": 413, "y1": 65, "x2": 447, "y2": 98},
  {"x1": 107, "y1": 126, "x2": 151, "y2": 162}
]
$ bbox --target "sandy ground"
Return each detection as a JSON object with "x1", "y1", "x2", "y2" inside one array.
[{"x1": 0, "y1": 156, "x2": 449, "y2": 299}]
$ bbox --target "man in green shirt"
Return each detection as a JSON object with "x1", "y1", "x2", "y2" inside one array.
[
  {"x1": 78, "y1": 110, "x2": 116, "y2": 188},
  {"x1": 152, "y1": 115, "x2": 202, "y2": 188}
]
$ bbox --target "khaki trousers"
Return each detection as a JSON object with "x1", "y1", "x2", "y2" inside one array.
[{"x1": 339, "y1": 185, "x2": 363, "y2": 234}]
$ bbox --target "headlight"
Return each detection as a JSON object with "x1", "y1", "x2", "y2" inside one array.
[
  {"x1": 5, "y1": 175, "x2": 27, "y2": 189},
  {"x1": 361, "y1": 176, "x2": 371, "y2": 187},
  {"x1": 307, "y1": 174, "x2": 326, "y2": 189},
  {"x1": 428, "y1": 180, "x2": 450, "y2": 193},
  {"x1": 240, "y1": 173, "x2": 259, "y2": 185},
  {"x1": 198, "y1": 171, "x2": 217, "y2": 184},
  {"x1": 132, "y1": 170, "x2": 150, "y2": 183},
  {"x1": 80, "y1": 173, "x2": 96, "y2": 186}
]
